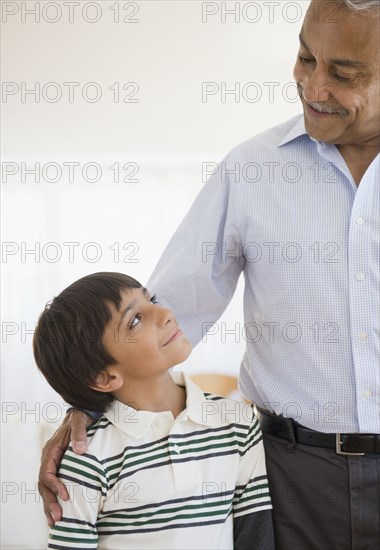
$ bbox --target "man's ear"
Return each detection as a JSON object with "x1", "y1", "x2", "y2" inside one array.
[{"x1": 89, "y1": 368, "x2": 123, "y2": 393}]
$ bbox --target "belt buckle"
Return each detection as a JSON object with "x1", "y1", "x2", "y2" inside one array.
[{"x1": 336, "y1": 433, "x2": 365, "y2": 456}]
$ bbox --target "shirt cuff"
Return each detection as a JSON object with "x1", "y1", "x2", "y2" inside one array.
[{"x1": 66, "y1": 407, "x2": 103, "y2": 422}]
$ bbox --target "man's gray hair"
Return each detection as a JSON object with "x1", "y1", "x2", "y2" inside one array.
[{"x1": 338, "y1": 0, "x2": 380, "y2": 11}]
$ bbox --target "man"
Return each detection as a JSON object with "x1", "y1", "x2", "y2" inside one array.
[{"x1": 39, "y1": 0, "x2": 380, "y2": 548}]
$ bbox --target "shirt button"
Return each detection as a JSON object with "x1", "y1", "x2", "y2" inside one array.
[
  {"x1": 356, "y1": 218, "x2": 364, "y2": 225},
  {"x1": 355, "y1": 272, "x2": 365, "y2": 281},
  {"x1": 362, "y1": 390, "x2": 372, "y2": 398},
  {"x1": 358, "y1": 332, "x2": 368, "y2": 341}
]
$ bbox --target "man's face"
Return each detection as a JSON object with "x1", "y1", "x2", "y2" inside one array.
[
  {"x1": 103, "y1": 288, "x2": 192, "y2": 381},
  {"x1": 293, "y1": 0, "x2": 380, "y2": 146}
]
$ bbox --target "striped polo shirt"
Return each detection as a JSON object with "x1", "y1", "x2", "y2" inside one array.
[{"x1": 48, "y1": 372, "x2": 272, "y2": 549}]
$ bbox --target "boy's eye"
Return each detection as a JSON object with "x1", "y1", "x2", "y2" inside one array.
[
  {"x1": 129, "y1": 314, "x2": 141, "y2": 329},
  {"x1": 126, "y1": 295, "x2": 158, "y2": 329}
]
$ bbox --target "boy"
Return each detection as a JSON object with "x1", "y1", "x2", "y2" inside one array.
[{"x1": 33, "y1": 272, "x2": 274, "y2": 549}]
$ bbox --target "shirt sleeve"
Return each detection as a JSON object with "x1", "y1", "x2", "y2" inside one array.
[
  {"x1": 233, "y1": 405, "x2": 274, "y2": 548},
  {"x1": 234, "y1": 510, "x2": 275, "y2": 550},
  {"x1": 47, "y1": 447, "x2": 107, "y2": 549},
  {"x1": 147, "y1": 157, "x2": 245, "y2": 346}
]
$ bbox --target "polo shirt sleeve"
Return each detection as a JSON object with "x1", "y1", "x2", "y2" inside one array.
[
  {"x1": 47, "y1": 447, "x2": 107, "y2": 549},
  {"x1": 233, "y1": 405, "x2": 274, "y2": 549}
]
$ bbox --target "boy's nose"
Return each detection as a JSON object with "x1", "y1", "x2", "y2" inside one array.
[{"x1": 157, "y1": 305, "x2": 174, "y2": 327}]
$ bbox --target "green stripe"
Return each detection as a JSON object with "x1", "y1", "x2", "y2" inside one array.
[
  {"x1": 238, "y1": 422, "x2": 261, "y2": 450},
  {"x1": 86, "y1": 418, "x2": 110, "y2": 436},
  {"x1": 63, "y1": 453, "x2": 105, "y2": 477},
  {"x1": 236, "y1": 490, "x2": 271, "y2": 506},
  {"x1": 106, "y1": 432, "x2": 240, "y2": 476},
  {"x1": 53, "y1": 525, "x2": 97, "y2": 535},
  {"x1": 105, "y1": 443, "x2": 170, "y2": 473},
  {"x1": 168, "y1": 438, "x2": 237, "y2": 456},
  {"x1": 60, "y1": 464, "x2": 107, "y2": 490},
  {"x1": 107, "y1": 440, "x2": 239, "y2": 483},
  {"x1": 174, "y1": 431, "x2": 237, "y2": 446},
  {"x1": 97, "y1": 506, "x2": 232, "y2": 528},
  {"x1": 109, "y1": 449, "x2": 170, "y2": 477},
  {"x1": 235, "y1": 482, "x2": 270, "y2": 497},
  {"x1": 49, "y1": 534, "x2": 96, "y2": 543},
  {"x1": 234, "y1": 484, "x2": 271, "y2": 506},
  {"x1": 99, "y1": 497, "x2": 233, "y2": 522}
]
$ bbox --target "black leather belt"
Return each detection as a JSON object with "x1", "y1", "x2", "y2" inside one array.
[{"x1": 256, "y1": 407, "x2": 380, "y2": 455}]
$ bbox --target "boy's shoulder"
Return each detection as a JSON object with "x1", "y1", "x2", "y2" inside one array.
[
  {"x1": 198, "y1": 392, "x2": 263, "y2": 457},
  {"x1": 86, "y1": 413, "x2": 112, "y2": 437},
  {"x1": 167, "y1": 371, "x2": 258, "y2": 432},
  {"x1": 201, "y1": 391, "x2": 257, "y2": 428},
  {"x1": 63, "y1": 414, "x2": 121, "y2": 465},
  {"x1": 58, "y1": 414, "x2": 122, "y2": 484},
  {"x1": 85, "y1": 413, "x2": 122, "y2": 453}
]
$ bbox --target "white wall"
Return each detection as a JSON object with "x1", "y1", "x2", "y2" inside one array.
[{"x1": 1, "y1": 1, "x2": 307, "y2": 547}]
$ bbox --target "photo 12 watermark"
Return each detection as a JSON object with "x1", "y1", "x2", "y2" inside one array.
[
  {"x1": 1, "y1": 241, "x2": 140, "y2": 264},
  {"x1": 202, "y1": 81, "x2": 300, "y2": 104},
  {"x1": 1, "y1": 1, "x2": 140, "y2": 24},
  {"x1": 201, "y1": 241, "x2": 340, "y2": 264},
  {"x1": 1, "y1": 401, "x2": 68, "y2": 424},
  {"x1": 1, "y1": 161, "x2": 140, "y2": 184},
  {"x1": 1, "y1": 82, "x2": 140, "y2": 103},
  {"x1": 201, "y1": 320, "x2": 341, "y2": 344},
  {"x1": 1, "y1": 480, "x2": 140, "y2": 504},
  {"x1": 201, "y1": 160, "x2": 341, "y2": 184},
  {"x1": 201, "y1": 2, "x2": 305, "y2": 24}
]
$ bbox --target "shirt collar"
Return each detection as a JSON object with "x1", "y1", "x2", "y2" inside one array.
[
  {"x1": 103, "y1": 371, "x2": 218, "y2": 439},
  {"x1": 278, "y1": 114, "x2": 311, "y2": 147},
  {"x1": 173, "y1": 371, "x2": 222, "y2": 428}
]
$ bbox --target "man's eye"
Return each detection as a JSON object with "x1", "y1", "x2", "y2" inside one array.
[
  {"x1": 129, "y1": 314, "x2": 141, "y2": 329},
  {"x1": 334, "y1": 72, "x2": 351, "y2": 82},
  {"x1": 298, "y1": 55, "x2": 315, "y2": 64},
  {"x1": 150, "y1": 295, "x2": 158, "y2": 304}
]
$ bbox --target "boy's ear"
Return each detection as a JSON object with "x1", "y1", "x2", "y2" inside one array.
[{"x1": 89, "y1": 368, "x2": 123, "y2": 393}]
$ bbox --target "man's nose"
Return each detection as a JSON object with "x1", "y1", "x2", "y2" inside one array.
[{"x1": 302, "y1": 67, "x2": 337, "y2": 104}]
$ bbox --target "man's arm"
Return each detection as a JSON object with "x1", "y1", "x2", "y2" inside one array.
[
  {"x1": 147, "y1": 155, "x2": 245, "y2": 345},
  {"x1": 39, "y1": 409, "x2": 93, "y2": 526}
]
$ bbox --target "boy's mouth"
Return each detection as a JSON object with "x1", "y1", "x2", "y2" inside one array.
[{"x1": 163, "y1": 328, "x2": 182, "y2": 346}]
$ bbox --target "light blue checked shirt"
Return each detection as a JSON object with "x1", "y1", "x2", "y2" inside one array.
[{"x1": 148, "y1": 114, "x2": 380, "y2": 433}]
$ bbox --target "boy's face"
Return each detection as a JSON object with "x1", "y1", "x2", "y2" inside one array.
[{"x1": 103, "y1": 288, "x2": 192, "y2": 381}]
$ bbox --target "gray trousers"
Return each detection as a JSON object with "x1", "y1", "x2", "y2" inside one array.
[{"x1": 262, "y1": 432, "x2": 380, "y2": 550}]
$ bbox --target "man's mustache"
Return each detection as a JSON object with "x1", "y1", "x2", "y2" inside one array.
[{"x1": 297, "y1": 84, "x2": 349, "y2": 117}]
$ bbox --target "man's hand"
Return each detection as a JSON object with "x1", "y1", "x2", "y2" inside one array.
[{"x1": 38, "y1": 409, "x2": 92, "y2": 527}]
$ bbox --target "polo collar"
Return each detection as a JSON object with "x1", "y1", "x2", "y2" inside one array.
[{"x1": 103, "y1": 371, "x2": 219, "y2": 439}]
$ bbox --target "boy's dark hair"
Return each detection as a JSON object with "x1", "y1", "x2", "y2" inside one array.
[{"x1": 33, "y1": 272, "x2": 142, "y2": 411}]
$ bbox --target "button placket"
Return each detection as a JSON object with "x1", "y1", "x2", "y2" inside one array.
[{"x1": 347, "y1": 159, "x2": 379, "y2": 432}]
